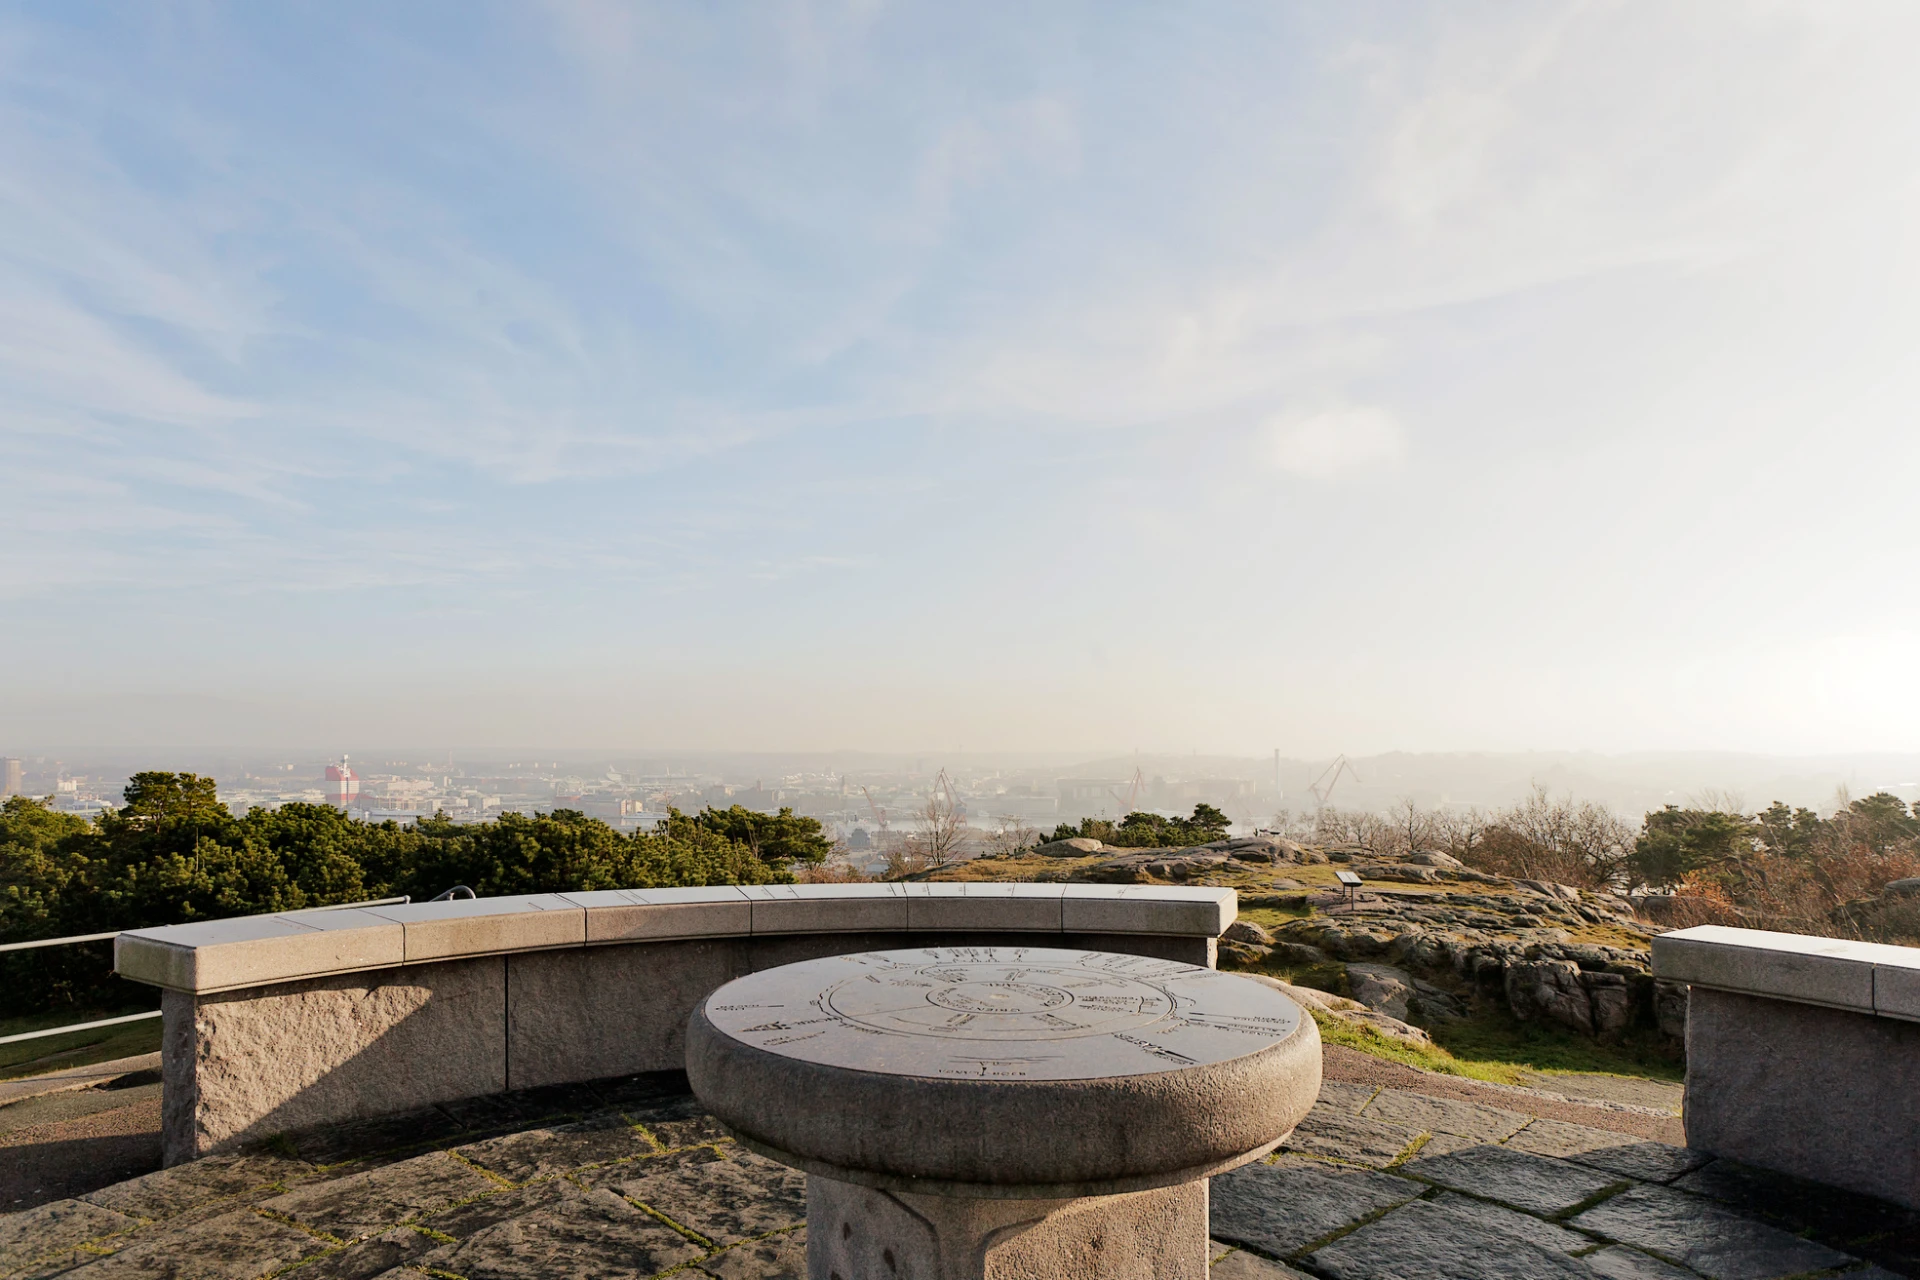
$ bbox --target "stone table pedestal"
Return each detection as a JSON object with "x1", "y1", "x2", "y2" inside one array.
[{"x1": 687, "y1": 945, "x2": 1319, "y2": 1280}]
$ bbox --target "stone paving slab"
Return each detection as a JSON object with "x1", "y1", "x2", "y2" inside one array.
[
  {"x1": 1402, "y1": 1145, "x2": 1625, "y2": 1217},
  {"x1": 453, "y1": 1114, "x2": 661, "y2": 1183},
  {"x1": 1582, "y1": 1245, "x2": 1704, "y2": 1280},
  {"x1": 255, "y1": 1150, "x2": 504, "y2": 1243},
  {"x1": 600, "y1": 1148, "x2": 806, "y2": 1247},
  {"x1": 80, "y1": 1153, "x2": 312, "y2": 1222},
  {"x1": 277, "y1": 1226, "x2": 435, "y2": 1280},
  {"x1": 1360, "y1": 1090, "x2": 1530, "y2": 1143},
  {"x1": 54, "y1": 1207, "x2": 330, "y2": 1278},
  {"x1": 1280, "y1": 1106, "x2": 1422, "y2": 1168},
  {"x1": 1211, "y1": 1156, "x2": 1424, "y2": 1259},
  {"x1": 1211, "y1": 1243, "x2": 1315, "y2": 1278},
  {"x1": 1312, "y1": 1082, "x2": 1379, "y2": 1115},
  {"x1": 1569, "y1": 1184, "x2": 1857, "y2": 1280},
  {"x1": 1428, "y1": 1190, "x2": 1591, "y2": 1254},
  {"x1": 693, "y1": 1228, "x2": 806, "y2": 1279},
  {"x1": 411, "y1": 1181, "x2": 706, "y2": 1280},
  {"x1": 6, "y1": 1069, "x2": 1916, "y2": 1280},
  {"x1": 1305, "y1": 1198, "x2": 1597, "y2": 1280}
]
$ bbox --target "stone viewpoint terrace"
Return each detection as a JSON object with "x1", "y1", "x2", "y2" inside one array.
[{"x1": 0, "y1": 886, "x2": 1916, "y2": 1278}]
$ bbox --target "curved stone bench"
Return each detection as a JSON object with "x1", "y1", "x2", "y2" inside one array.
[{"x1": 113, "y1": 883, "x2": 1237, "y2": 1165}]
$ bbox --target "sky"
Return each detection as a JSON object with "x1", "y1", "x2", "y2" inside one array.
[{"x1": 3, "y1": 1, "x2": 1920, "y2": 756}]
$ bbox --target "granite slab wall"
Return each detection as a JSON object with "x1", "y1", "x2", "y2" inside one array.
[
  {"x1": 163, "y1": 929, "x2": 1217, "y2": 1163},
  {"x1": 1685, "y1": 986, "x2": 1920, "y2": 1208}
]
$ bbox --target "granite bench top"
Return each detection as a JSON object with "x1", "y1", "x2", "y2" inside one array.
[{"x1": 113, "y1": 883, "x2": 1238, "y2": 994}]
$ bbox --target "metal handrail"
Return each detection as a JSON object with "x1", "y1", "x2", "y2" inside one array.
[
  {"x1": 0, "y1": 895, "x2": 411, "y2": 954},
  {"x1": 0, "y1": 1010, "x2": 162, "y2": 1047},
  {"x1": 0, "y1": 895, "x2": 413, "y2": 1047}
]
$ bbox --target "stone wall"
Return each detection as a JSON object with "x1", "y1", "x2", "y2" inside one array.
[{"x1": 118, "y1": 886, "x2": 1235, "y2": 1165}]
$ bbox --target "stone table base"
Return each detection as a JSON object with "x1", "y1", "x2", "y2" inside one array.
[{"x1": 807, "y1": 1176, "x2": 1207, "y2": 1280}]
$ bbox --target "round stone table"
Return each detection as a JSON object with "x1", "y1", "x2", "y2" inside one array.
[{"x1": 687, "y1": 945, "x2": 1320, "y2": 1280}]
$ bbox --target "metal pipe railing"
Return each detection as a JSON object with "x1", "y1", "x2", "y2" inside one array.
[{"x1": 0, "y1": 895, "x2": 413, "y2": 1046}]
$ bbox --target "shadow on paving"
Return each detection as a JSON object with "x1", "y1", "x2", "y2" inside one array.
[
  {"x1": 1211, "y1": 1091, "x2": 1920, "y2": 1280},
  {"x1": 2, "y1": 1069, "x2": 1915, "y2": 1280}
]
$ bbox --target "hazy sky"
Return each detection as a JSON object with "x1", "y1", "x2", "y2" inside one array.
[{"x1": 4, "y1": 2, "x2": 1920, "y2": 755}]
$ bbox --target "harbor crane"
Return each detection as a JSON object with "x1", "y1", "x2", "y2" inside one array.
[
  {"x1": 1307, "y1": 755, "x2": 1359, "y2": 812},
  {"x1": 860, "y1": 786, "x2": 889, "y2": 832}
]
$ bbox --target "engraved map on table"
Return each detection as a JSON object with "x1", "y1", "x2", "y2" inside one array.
[{"x1": 703, "y1": 946, "x2": 1303, "y2": 1080}]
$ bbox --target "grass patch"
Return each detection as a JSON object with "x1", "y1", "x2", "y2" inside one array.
[
  {"x1": 1236, "y1": 902, "x2": 1316, "y2": 931},
  {"x1": 1424, "y1": 1006, "x2": 1682, "y2": 1082},
  {"x1": 1307, "y1": 1009, "x2": 1524, "y2": 1084},
  {"x1": 0, "y1": 1006, "x2": 162, "y2": 1081}
]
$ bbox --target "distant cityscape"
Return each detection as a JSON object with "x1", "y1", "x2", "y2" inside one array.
[
  {"x1": 8, "y1": 748, "x2": 1920, "y2": 858},
  {"x1": 0, "y1": 752, "x2": 1265, "y2": 856}
]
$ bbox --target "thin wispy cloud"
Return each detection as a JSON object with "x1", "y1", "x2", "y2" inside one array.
[{"x1": 2, "y1": 2, "x2": 1918, "y2": 753}]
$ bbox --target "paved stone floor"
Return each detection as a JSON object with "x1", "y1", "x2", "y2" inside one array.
[{"x1": 1, "y1": 1064, "x2": 1914, "y2": 1280}]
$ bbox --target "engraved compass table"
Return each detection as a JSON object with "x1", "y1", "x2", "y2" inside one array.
[{"x1": 687, "y1": 945, "x2": 1320, "y2": 1280}]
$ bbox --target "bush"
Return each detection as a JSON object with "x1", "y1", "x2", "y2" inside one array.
[
  {"x1": 1049, "y1": 804, "x2": 1231, "y2": 849},
  {"x1": 0, "y1": 778, "x2": 823, "y2": 1018}
]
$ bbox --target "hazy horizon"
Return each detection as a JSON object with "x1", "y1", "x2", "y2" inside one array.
[{"x1": 6, "y1": 4, "x2": 1920, "y2": 757}]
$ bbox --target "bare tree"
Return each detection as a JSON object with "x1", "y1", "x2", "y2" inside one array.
[
  {"x1": 1387, "y1": 797, "x2": 1440, "y2": 859},
  {"x1": 986, "y1": 815, "x2": 1039, "y2": 856},
  {"x1": 904, "y1": 792, "x2": 968, "y2": 869}
]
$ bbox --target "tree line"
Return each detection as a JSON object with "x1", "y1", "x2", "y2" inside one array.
[
  {"x1": 1290, "y1": 786, "x2": 1920, "y2": 943},
  {"x1": 0, "y1": 772, "x2": 831, "y2": 1017}
]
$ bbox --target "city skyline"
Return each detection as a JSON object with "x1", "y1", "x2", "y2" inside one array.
[{"x1": 5, "y1": 4, "x2": 1920, "y2": 756}]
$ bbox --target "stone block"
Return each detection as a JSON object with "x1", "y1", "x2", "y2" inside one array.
[
  {"x1": 164, "y1": 957, "x2": 508, "y2": 1164},
  {"x1": 1684, "y1": 986, "x2": 1920, "y2": 1208},
  {"x1": 1652, "y1": 925, "x2": 1878, "y2": 1011},
  {"x1": 368, "y1": 894, "x2": 585, "y2": 962},
  {"x1": 1874, "y1": 949, "x2": 1920, "y2": 1021},
  {"x1": 1071, "y1": 931, "x2": 1218, "y2": 967},
  {"x1": 904, "y1": 882, "x2": 1066, "y2": 932},
  {"x1": 808, "y1": 1175, "x2": 1210, "y2": 1280},
  {"x1": 561, "y1": 886, "x2": 752, "y2": 943},
  {"x1": 116, "y1": 909, "x2": 405, "y2": 994},
  {"x1": 742, "y1": 883, "x2": 909, "y2": 934},
  {"x1": 507, "y1": 938, "x2": 751, "y2": 1089},
  {"x1": 1061, "y1": 885, "x2": 1236, "y2": 937}
]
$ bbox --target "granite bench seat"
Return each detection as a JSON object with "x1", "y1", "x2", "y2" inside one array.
[
  {"x1": 1652, "y1": 924, "x2": 1920, "y2": 1208},
  {"x1": 113, "y1": 883, "x2": 1237, "y2": 1165}
]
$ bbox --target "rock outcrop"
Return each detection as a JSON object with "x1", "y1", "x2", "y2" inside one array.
[
  {"x1": 1240, "y1": 882, "x2": 1673, "y2": 1044},
  {"x1": 1235, "y1": 972, "x2": 1434, "y2": 1047}
]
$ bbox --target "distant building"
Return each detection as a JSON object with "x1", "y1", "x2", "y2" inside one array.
[
  {"x1": 2, "y1": 758, "x2": 20, "y2": 798},
  {"x1": 324, "y1": 757, "x2": 361, "y2": 809}
]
